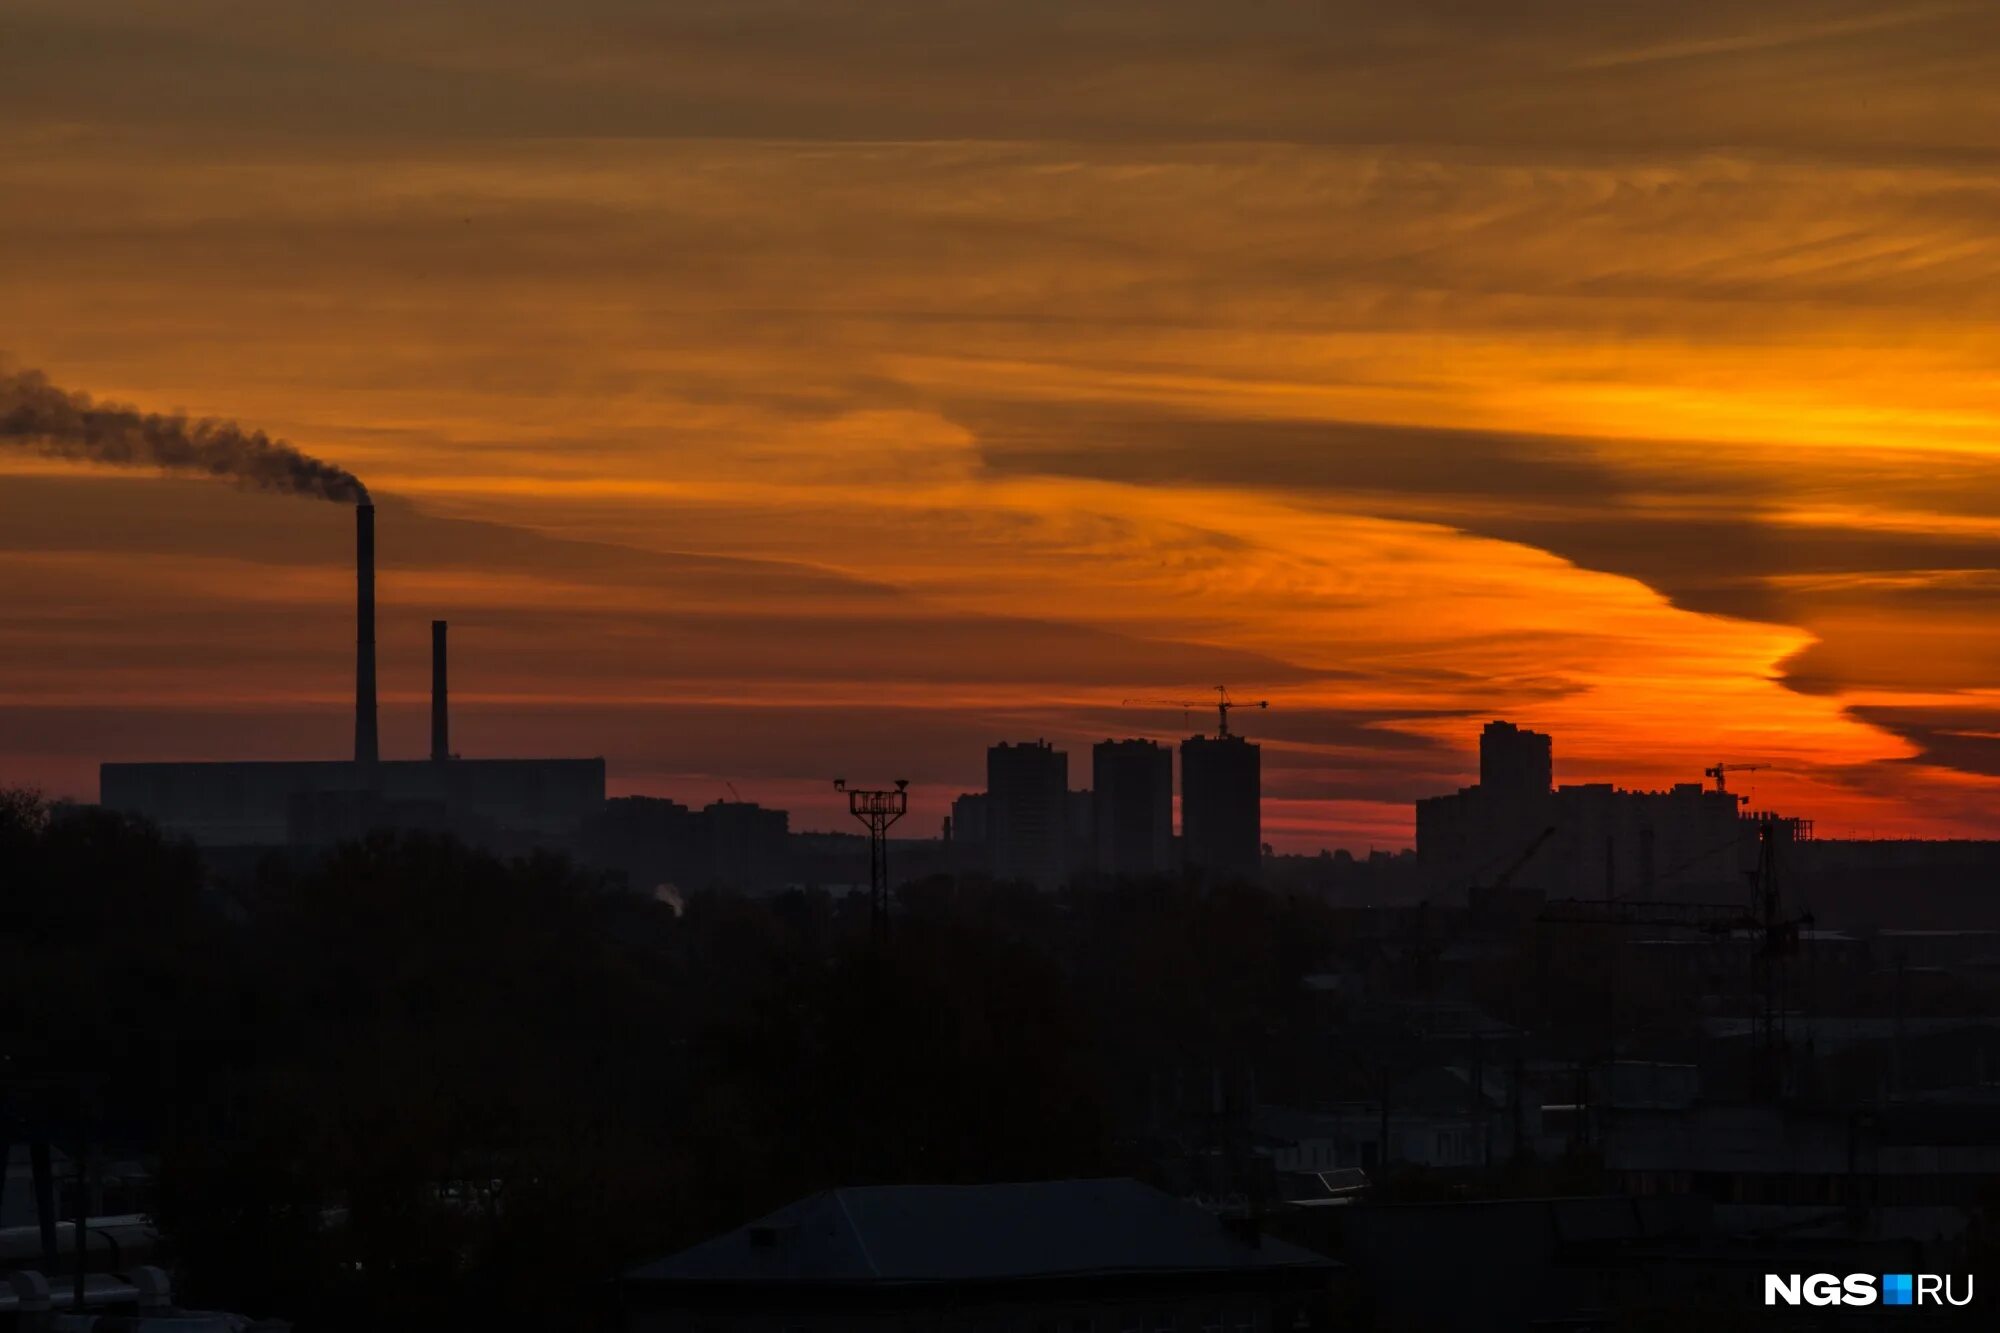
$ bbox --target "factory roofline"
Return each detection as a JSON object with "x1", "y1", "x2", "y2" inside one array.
[{"x1": 100, "y1": 755, "x2": 606, "y2": 848}]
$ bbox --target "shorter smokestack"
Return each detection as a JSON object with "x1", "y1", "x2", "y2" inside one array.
[
  {"x1": 355, "y1": 502, "x2": 379, "y2": 770},
  {"x1": 431, "y1": 619, "x2": 450, "y2": 762}
]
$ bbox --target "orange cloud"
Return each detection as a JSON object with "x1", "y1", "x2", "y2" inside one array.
[{"x1": 8, "y1": 5, "x2": 2000, "y2": 846}]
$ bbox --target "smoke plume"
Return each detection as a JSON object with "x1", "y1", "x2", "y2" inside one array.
[{"x1": 0, "y1": 367, "x2": 368, "y2": 503}]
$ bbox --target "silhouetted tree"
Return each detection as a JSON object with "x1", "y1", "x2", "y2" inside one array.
[{"x1": 1, "y1": 796, "x2": 1339, "y2": 1328}]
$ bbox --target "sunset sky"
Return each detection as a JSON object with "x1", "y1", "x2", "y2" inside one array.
[{"x1": 6, "y1": 1, "x2": 2000, "y2": 848}]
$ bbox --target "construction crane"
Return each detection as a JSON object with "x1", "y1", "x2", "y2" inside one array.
[
  {"x1": 1488, "y1": 825, "x2": 1557, "y2": 894},
  {"x1": 1465, "y1": 826, "x2": 1558, "y2": 918},
  {"x1": 1703, "y1": 762, "x2": 1768, "y2": 803},
  {"x1": 1539, "y1": 817, "x2": 1810, "y2": 1102},
  {"x1": 1120, "y1": 685, "x2": 1269, "y2": 739}
]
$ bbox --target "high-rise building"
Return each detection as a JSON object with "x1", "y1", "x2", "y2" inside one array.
[
  {"x1": 948, "y1": 792, "x2": 990, "y2": 844},
  {"x1": 949, "y1": 791, "x2": 991, "y2": 875},
  {"x1": 1480, "y1": 720, "x2": 1552, "y2": 805},
  {"x1": 987, "y1": 740, "x2": 1070, "y2": 890},
  {"x1": 1181, "y1": 734, "x2": 1260, "y2": 884},
  {"x1": 1416, "y1": 720, "x2": 1762, "y2": 901},
  {"x1": 578, "y1": 795, "x2": 695, "y2": 895},
  {"x1": 1093, "y1": 739, "x2": 1173, "y2": 877},
  {"x1": 699, "y1": 800, "x2": 790, "y2": 892},
  {"x1": 1067, "y1": 788, "x2": 1096, "y2": 877}
]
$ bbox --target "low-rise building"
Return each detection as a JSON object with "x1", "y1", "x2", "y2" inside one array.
[{"x1": 622, "y1": 1178, "x2": 1336, "y2": 1331}]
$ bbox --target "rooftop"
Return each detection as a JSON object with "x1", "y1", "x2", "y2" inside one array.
[{"x1": 626, "y1": 1178, "x2": 1333, "y2": 1287}]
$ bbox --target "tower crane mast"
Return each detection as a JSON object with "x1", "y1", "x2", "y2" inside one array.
[{"x1": 1704, "y1": 762, "x2": 1769, "y2": 804}]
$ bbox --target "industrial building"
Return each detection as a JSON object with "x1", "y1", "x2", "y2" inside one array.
[
  {"x1": 100, "y1": 755, "x2": 604, "y2": 850},
  {"x1": 98, "y1": 502, "x2": 605, "y2": 854}
]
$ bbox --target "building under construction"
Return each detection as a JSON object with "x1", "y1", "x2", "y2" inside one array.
[{"x1": 98, "y1": 502, "x2": 604, "y2": 853}]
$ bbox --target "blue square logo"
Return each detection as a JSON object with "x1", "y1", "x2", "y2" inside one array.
[{"x1": 1883, "y1": 1273, "x2": 1914, "y2": 1306}]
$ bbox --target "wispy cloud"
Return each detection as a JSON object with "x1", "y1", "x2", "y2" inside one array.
[{"x1": 5, "y1": 3, "x2": 2000, "y2": 843}]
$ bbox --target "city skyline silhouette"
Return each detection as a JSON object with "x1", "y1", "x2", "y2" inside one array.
[
  {"x1": 7, "y1": 7, "x2": 2000, "y2": 1329},
  {"x1": 8, "y1": 3, "x2": 2000, "y2": 851}
]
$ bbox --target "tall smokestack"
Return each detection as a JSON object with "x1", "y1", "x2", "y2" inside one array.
[
  {"x1": 431, "y1": 619, "x2": 450, "y2": 762},
  {"x1": 355, "y1": 502, "x2": 379, "y2": 769}
]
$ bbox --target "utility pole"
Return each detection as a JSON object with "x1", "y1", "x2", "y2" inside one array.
[{"x1": 835, "y1": 779, "x2": 909, "y2": 937}]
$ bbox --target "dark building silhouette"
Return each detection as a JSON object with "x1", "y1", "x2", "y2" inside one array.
[
  {"x1": 698, "y1": 799, "x2": 789, "y2": 892},
  {"x1": 1790, "y1": 838, "x2": 2000, "y2": 928},
  {"x1": 1416, "y1": 720, "x2": 1774, "y2": 899},
  {"x1": 580, "y1": 797, "x2": 960, "y2": 899},
  {"x1": 101, "y1": 757, "x2": 605, "y2": 850},
  {"x1": 621, "y1": 1179, "x2": 1334, "y2": 1331},
  {"x1": 1092, "y1": 738, "x2": 1173, "y2": 877},
  {"x1": 1181, "y1": 733, "x2": 1260, "y2": 884},
  {"x1": 580, "y1": 795, "x2": 694, "y2": 895},
  {"x1": 1066, "y1": 786, "x2": 1095, "y2": 876},
  {"x1": 1479, "y1": 719, "x2": 1551, "y2": 807},
  {"x1": 98, "y1": 501, "x2": 605, "y2": 854},
  {"x1": 947, "y1": 790, "x2": 990, "y2": 876},
  {"x1": 987, "y1": 740, "x2": 1069, "y2": 890}
]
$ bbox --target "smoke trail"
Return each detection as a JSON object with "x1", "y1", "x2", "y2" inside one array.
[{"x1": 0, "y1": 367, "x2": 368, "y2": 503}]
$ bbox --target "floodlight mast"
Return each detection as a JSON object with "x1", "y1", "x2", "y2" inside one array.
[{"x1": 835, "y1": 778, "x2": 909, "y2": 936}]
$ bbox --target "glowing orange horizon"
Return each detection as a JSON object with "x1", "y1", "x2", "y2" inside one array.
[{"x1": 7, "y1": 8, "x2": 2000, "y2": 850}]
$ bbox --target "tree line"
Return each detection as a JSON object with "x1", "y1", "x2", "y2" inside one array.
[{"x1": 0, "y1": 792, "x2": 1342, "y2": 1329}]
